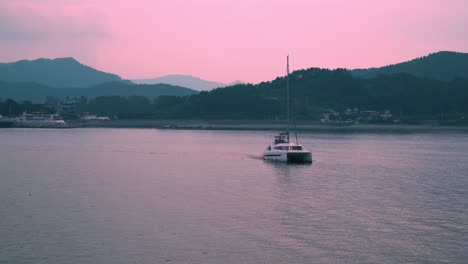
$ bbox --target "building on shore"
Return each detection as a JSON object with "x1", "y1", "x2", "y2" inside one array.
[
  {"x1": 81, "y1": 114, "x2": 111, "y2": 121},
  {"x1": 321, "y1": 108, "x2": 395, "y2": 124}
]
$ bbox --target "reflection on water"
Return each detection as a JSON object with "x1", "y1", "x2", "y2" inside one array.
[{"x1": 0, "y1": 128, "x2": 467, "y2": 264}]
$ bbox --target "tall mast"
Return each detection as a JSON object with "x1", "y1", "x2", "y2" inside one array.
[{"x1": 286, "y1": 55, "x2": 290, "y2": 141}]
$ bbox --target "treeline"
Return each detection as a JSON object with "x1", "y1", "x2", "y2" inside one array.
[
  {"x1": 0, "y1": 99, "x2": 53, "y2": 116},
  {"x1": 2, "y1": 68, "x2": 468, "y2": 121},
  {"x1": 151, "y1": 68, "x2": 468, "y2": 120},
  {"x1": 75, "y1": 94, "x2": 279, "y2": 119},
  {"x1": 0, "y1": 81, "x2": 197, "y2": 102},
  {"x1": 76, "y1": 96, "x2": 155, "y2": 119}
]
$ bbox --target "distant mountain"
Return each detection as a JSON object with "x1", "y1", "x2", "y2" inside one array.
[
  {"x1": 132, "y1": 75, "x2": 243, "y2": 91},
  {"x1": 0, "y1": 81, "x2": 197, "y2": 102},
  {"x1": 0, "y1": 57, "x2": 129, "y2": 88},
  {"x1": 227, "y1": 80, "x2": 245, "y2": 86},
  {"x1": 351, "y1": 51, "x2": 468, "y2": 80}
]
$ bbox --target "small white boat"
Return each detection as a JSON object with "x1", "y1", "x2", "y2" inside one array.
[
  {"x1": 262, "y1": 56, "x2": 312, "y2": 163},
  {"x1": 263, "y1": 131, "x2": 312, "y2": 163}
]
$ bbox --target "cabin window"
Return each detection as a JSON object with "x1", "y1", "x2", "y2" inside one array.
[
  {"x1": 291, "y1": 146, "x2": 302, "y2": 150},
  {"x1": 274, "y1": 146, "x2": 289, "y2": 150}
]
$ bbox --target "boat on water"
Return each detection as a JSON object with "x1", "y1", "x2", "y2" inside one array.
[
  {"x1": 263, "y1": 131, "x2": 312, "y2": 163},
  {"x1": 17, "y1": 112, "x2": 66, "y2": 123},
  {"x1": 15, "y1": 112, "x2": 71, "y2": 128},
  {"x1": 262, "y1": 56, "x2": 312, "y2": 163}
]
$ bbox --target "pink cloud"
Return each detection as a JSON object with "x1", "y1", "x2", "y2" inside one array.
[
  {"x1": 0, "y1": 0, "x2": 110, "y2": 67},
  {"x1": 1, "y1": 0, "x2": 467, "y2": 83}
]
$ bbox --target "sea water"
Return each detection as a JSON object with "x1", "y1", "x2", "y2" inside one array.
[{"x1": 1, "y1": 128, "x2": 467, "y2": 263}]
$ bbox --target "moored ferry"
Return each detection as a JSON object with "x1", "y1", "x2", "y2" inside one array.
[{"x1": 15, "y1": 112, "x2": 71, "y2": 128}]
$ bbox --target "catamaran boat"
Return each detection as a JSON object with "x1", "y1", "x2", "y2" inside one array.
[
  {"x1": 263, "y1": 131, "x2": 312, "y2": 163},
  {"x1": 262, "y1": 56, "x2": 312, "y2": 163}
]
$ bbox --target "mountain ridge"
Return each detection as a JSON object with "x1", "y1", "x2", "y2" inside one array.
[
  {"x1": 351, "y1": 51, "x2": 468, "y2": 80},
  {"x1": 132, "y1": 74, "x2": 243, "y2": 91},
  {"x1": 0, "y1": 81, "x2": 197, "y2": 102},
  {"x1": 0, "y1": 57, "x2": 129, "y2": 88}
]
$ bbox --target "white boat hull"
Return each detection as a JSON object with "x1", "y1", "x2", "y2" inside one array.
[{"x1": 262, "y1": 150, "x2": 312, "y2": 163}]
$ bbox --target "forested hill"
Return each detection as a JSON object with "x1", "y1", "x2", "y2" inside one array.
[
  {"x1": 2, "y1": 67, "x2": 466, "y2": 121},
  {"x1": 152, "y1": 67, "x2": 468, "y2": 119},
  {"x1": 351, "y1": 51, "x2": 468, "y2": 81},
  {"x1": 0, "y1": 57, "x2": 128, "y2": 88},
  {"x1": 0, "y1": 81, "x2": 197, "y2": 102},
  {"x1": 2, "y1": 52, "x2": 467, "y2": 121}
]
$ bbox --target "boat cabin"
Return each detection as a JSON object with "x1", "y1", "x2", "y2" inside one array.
[{"x1": 274, "y1": 132, "x2": 290, "y2": 144}]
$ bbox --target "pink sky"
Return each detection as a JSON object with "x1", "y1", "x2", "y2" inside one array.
[{"x1": 1, "y1": 0, "x2": 467, "y2": 83}]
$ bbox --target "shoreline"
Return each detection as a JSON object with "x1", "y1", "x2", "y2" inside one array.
[{"x1": 74, "y1": 119, "x2": 468, "y2": 133}]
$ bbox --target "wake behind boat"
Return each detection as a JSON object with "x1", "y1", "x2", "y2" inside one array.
[{"x1": 262, "y1": 56, "x2": 312, "y2": 163}]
